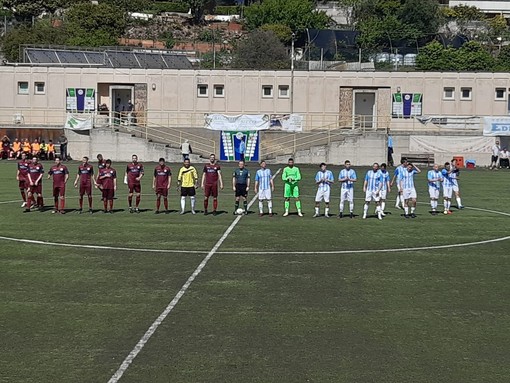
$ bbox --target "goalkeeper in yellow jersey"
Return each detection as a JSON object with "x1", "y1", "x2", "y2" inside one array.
[{"x1": 282, "y1": 158, "x2": 303, "y2": 217}]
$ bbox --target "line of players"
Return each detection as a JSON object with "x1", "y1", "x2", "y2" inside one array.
[
  {"x1": 311, "y1": 157, "x2": 464, "y2": 219},
  {"x1": 15, "y1": 152, "x2": 463, "y2": 218}
]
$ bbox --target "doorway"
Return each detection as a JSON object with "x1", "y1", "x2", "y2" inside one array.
[
  {"x1": 354, "y1": 91, "x2": 376, "y2": 129},
  {"x1": 109, "y1": 85, "x2": 134, "y2": 126}
]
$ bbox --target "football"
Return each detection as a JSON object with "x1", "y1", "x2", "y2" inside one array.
[{"x1": 236, "y1": 208, "x2": 245, "y2": 215}]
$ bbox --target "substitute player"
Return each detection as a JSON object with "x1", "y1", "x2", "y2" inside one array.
[
  {"x1": 441, "y1": 162, "x2": 455, "y2": 215},
  {"x1": 126, "y1": 154, "x2": 144, "y2": 213},
  {"x1": 98, "y1": 159, "x2": 117, "y2": 213},
  {"x1": 314, "y1": 162, "x2": 334, "y2": 217},
  {"x1": 48, "y1": 157, "x2": 69, "y2": 214},
  {"x1": 400, "y1": 162, "x2": 421, "y2": 218},
  {"x1": 282, "y1": 158, "x2": 303, "y2": 217},
  {"x1": 178, "y1": 158, "x2": 198, "y2": 214},
  {"x1": 427, "y1": 164, "x2": 443, "y2": 215},
  {"x1": 16, "y1": 152, "x2": 30, "y2": 207},
  {"x1": 153, "y1": 157, "x2": 172, "y2": 214},
  {"x1": 25, "y1": 156, "x2": 44, "y2": 212},
  {"x1": 338, "y1": 160, "x2": 357, "y2": 218},
  {"x1": 363, "y1": 163, "x2": 383, "y2": 220},
  {"x1": 254, "y1": 160, "x2": 274, "y2": 217},
  {"x1": 74, "y1": 156, "x2": 94, "y2": 214},
  {"x1": 201, "y1": 154, "x2": 223, "y2": 215},
  {"x1": 233, "y1": 160, "x2": 250, "y2": 215}
]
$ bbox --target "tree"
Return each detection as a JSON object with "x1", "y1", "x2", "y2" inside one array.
[
  {"x1": 183, "y1": 0, "x2": 216, "y2": 23},
  {"x1": 232, "y1": 29, "x2": 289, "y2": 69},
  {"x1": 1, "y1": 0, "x2": 88, "y2": 20},
  {"x1": 260, "y1": 23, "x2": 293, "y2": 44},
  {"x1": 244, "y1": 0, "x2": 330, "y2": 37}
]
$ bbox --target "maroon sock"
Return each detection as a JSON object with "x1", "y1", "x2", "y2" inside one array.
[
  {"x1": 109, "y1": 200, "x2": 113, "y2": 210},
  {"x1": 79, "y1": 197, "x2": 83, "y2": 209},
  {"x1": 156, "y1": 199, "x2": 161, "y2": 211},
  {"x1": 128, "y1": 196, "x2": 133, "y2": 207},
  {"x1": 135, "y1": 196, "x2": 140, "y2": 207},
  {"x1": 88, "y1": 196, "x2": 92, "y2": 209},
  {"x1": 20, "y1": 190, "x2": 26, "y2": 202},
  {"x1": 104, "y1": 200, "x2": 108, "y2": 210},
  {"x1": 204, "y1": 199, "x2": 209, "y2": 210},
  {"x1": 213, "y1": 199, "x2": 218, "y2": 211},
  {"x1": 60, "y1": 198, "x2": 65, "y2": 211},
  {"x1": 38, "y1": 196, "x2": 43, "y2": 207},
  {"x1": 164, "y1": 198, "x2": 168, "y2": 210},
  {"x1": 27, "y1": 195, "x2": 32, "y2": 209}
]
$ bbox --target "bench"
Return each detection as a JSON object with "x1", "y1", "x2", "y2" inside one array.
[{"x1": 401, "y1": 153, "x2": 435, "y2": 167}]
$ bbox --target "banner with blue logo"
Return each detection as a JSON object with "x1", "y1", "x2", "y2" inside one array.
[
  {"x1": 483, "y1": 117, "x2": 510, "y2": 136},
  {"x1": 220, "y1": 131, "x2": 259, "y2": 162}
]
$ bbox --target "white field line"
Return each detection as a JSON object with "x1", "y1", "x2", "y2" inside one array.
[{"x1": 106, "y1": 168, "x2": 282, "y2": 383}]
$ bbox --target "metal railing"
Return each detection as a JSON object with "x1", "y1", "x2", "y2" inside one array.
[{"x1": 0, "y1": 107, "x2": 67, "y2": 127}]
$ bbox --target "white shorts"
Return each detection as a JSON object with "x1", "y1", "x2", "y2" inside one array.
[
  {"x1": 397, "y1": 183, "x2": 402, "y2": 192},
  {"x1": 429, "y1": 187, "x2": 440, "y2": 199},
  {"x1": 443, "y1": 187, "x2": 453, "y2": 199},
  {"x1": 365, "y1": 190, "x2": 380, "y2": 202},
  {"x1": 340, "y1": 188, "x2": 354, "y2": 202},
  {"x1": 402, "y1": 188, "x2": 417, "y2": 200},
  {"x1": 452, "y1": 185, "x2": 459, "y2": 193},
  {"x1": 315, "y1": 189, "x2": 330, "y2": 203},
  {"x1": 380, "y1": 189, "x2": 388, "y2": 200},
  {"x1": 258, "y1": 189, "x2": 272, "y2": 201}
]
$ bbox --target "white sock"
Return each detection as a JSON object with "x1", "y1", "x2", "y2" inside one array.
[
  {"x1": 191, "y1": 196, "x2": 196, "y2": 210},
  {"x1": 444, "y1": 200, "x2": 448, "y2": 210},
  {"x1": 325, "y1": 207, "x2": 329, "y2": 215},
  {"x1": 180, "y1": 196, "x2": 186, "y2": 211},
  {"x1": 447, "y1": 200, "x2": 451, "y2": 210},
  {"x1": 339, "y1": 201, "x2": 344, "y2": 213},
  {"x1": 349, "y1": 201, "x2": 354, "y2": 213},
  {"x1": 268, "y1": 200, "x2": 272, "y2": 213},
  {"x1": 456, "y1": 197, "x2": 462, "y2": 206},
  {"x1": 381, "y1": 201, "x2": 386, "y2": 211},
  {"x1": 395, "y1": 195, "x2": 400, "y2": 206},
  {"x1": 315, "y1": 207, "x2": 319, "y2": 214},
  {"x1": 363, "y1": 204, "x2": 369, "y2": 215},
  {"x1": 411, "y1": 206, "x2": 415, "y2": 213},
  {"x1": 431, "y1": 200, "x2": 435, "y2": 209},
  {"x1": 404, "y1": 206, "x2": 409, "y2": 214},
  {"x1": 400, "y1": 195, "x2": 405, "y2": 206},
  {"x1": 259, "y1": 201, "x2": 263, "y2": 213}
]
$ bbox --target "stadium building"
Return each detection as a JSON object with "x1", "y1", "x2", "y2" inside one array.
[{"x1": 0, "y1": 47, "x2": 506, "y2": 166}]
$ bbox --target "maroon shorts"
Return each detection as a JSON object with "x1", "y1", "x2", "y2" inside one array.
[
  {"x1": 18, "y1": 179, "x2": 27, "y2": 189},
  {"x1": 156, "y1": 187, "x2": 168, "y2": 197},
  {"x1": 80, "y1": 183, "x2": 92, "y2": 196},
  {"x1": 29, "y1": 183, "x2": 42, "y2": 195},
  {"x1": 204, "y1": 183, "x2": 218, "y2": 198},
  {"x1": 53, "y1": 186, "x2": 66, "y2": 197},
  {"x1": 102, "y1": 188, "x2": 115, "y2": 200},
  {"x1": 128, "y1": 182, "x2": 141, "y2": 193}
]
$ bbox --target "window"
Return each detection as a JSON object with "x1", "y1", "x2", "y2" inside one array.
[
  {"x1": 34, "y1": 82, "x2": 45, "y2": 95},
  {"x1": 17, "y1": 81, "x2": 29, "y2": 95},
  {"x1": 278, "y1": 85, "x2": 290, "y2": 98},
  {"x1": 262, "y1": 85, "x2": 273, "y2": 98},
  {"x1": 213, "y1": 84, "x2": 224, "y2": 98},
  {"x1": 460, "y1": 87, "x2": 472, "y2": 100},
  {"x1": 197, "y1": 84, "x2": 208, "y2": 97},
  {"x1": 443, "y1": 87, "x2": 455, "y2": 100},
  {"x1": 495, "y1": 88, "x2": 506, "y2": 100}
]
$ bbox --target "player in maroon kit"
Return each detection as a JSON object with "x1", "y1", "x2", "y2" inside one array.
[
  {"x1": 201, "y1": 153, "x2": 223, "y2": 215},
  {"x1": 16, "y1": 152, "x2": 30, "y2": 207},
  {"x1": 125, "y1": 154, "x2": 144, "y2": 213},
  {"x1": 152, "y1": 157, "x2": 172, "y2": 214},
  {"x1": 25, "y1": 156, "x2": 44, "y2": 212},
  {"x1": 95, "y1": 153, "x2": 106, "y2": 192},
  {"x1": 98, "y1": 159, "x2": 117, "y2": 213},
  {"x1": 48, "y1": 157, "x2": 69, "y2": 214},
  {"x1": 74, "y1": 156, "x2": 94, "y2": 214}
]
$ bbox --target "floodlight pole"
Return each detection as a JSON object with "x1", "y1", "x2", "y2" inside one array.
[{"x1": 290, "y1": 32, "x2": 295, "y2": 114}]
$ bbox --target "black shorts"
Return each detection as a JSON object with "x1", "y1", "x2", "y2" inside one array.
[
  {"x1": 492, "y1": 155, "x2": 499, "y2": 163},
  {"x1": 181, "y1": 186, "x2": 196, "y2": 197},
  {"x1": 235, "y1": 184, "x2": 248, "y2": 197}
]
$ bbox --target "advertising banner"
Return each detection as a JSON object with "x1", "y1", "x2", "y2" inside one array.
[{"x1": 220, "y1": 131, "x2": 259, "y2": 162}]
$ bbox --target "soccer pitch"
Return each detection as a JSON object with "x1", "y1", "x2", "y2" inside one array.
[{"x1": 0, "y1": 160, "x2": 509, "y2": 383}]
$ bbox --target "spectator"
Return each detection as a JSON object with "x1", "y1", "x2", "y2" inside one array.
[
  {"x1": 47, "y1": 140, "x2": 55, "y2": 160},
  {"x1": 31, "y1": 138, "x2": 41, "y2": 158},
  {"x1": 1, "y1": 135, "x2": 11, "y2": 160},
  {"x1": 59, "y1": 134, "x2": 68, "y2": 161},
  {"x1": 180, "y1": 139, "x2": 192, "y2": 160},
  {"x1": 39, "y1": 140, "x2": 48, "y2": 160},
  {"x1": 490, "y1": 140, "x2": 500, "y2": 170},
  {"x1": 499, "y1": 147, "x2": 509, "y2": 169},
  {"x1": 22, "y1": 138, "x2": 31, "y2": 157},
  {"x1": 387, "y1": 129, "x2": 394, "y2": 167},
  {"x1": 12, "y1": 138, "x2": 21, "y2": 159}
]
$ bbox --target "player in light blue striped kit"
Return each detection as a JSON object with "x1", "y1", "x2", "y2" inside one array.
[
  {"x1": 314, "y1": 163, "x2": 334, "y2": 217},
  {"x1": 363, "y1": 163, "x2": 383, "y2": 220},
  {"x1": 400, "y1": 162, "x2": 421, "y2": 218},
  {"x1": 378, "y1": 163, "x2": 391, "y2": 216},
  {"x1": 254, "y1": 160, "x2": 274, "y2": 217},
  {"x1": 338, "y1": 160, "x2": 357, "y2": 218},
  {"x1": 427, "y1": 164, "x2": 443, "y2": 215},
  {"x1": 391, "y1": 158, "x2": 408, "y2": 209}
]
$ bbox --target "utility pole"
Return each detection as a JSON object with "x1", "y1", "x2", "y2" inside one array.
[{"x1": 290, "y1": 32, "x2": 295, "y2": 114}]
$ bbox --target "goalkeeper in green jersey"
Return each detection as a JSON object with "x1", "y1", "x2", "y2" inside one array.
[{"x1": 282, "y1": 158, "x2": 303, "y2": 217}]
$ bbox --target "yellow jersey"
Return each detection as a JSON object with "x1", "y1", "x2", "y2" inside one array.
[{"x1": 178, "y1": 166, "x2": 198, "y2": 187}]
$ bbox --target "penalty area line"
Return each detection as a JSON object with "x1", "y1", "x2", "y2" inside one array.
[{"x1": 106, "y1": 168, "x2": 281, "y2": 383}]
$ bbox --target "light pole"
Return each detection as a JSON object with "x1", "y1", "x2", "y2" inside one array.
[{"x1": 290, "y1": 32, "x2": 295, "y2": 114}]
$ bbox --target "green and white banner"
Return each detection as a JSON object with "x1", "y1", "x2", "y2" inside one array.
[
  {"x1": 66, "y1": 88, "x2": 95, "y2": 112},
  {"x1": 392, "y1": 93, "x2": 422, "y2": 118},
  {"x1": 65, "y1": 113, "x2": 93, "y2": 131}
]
